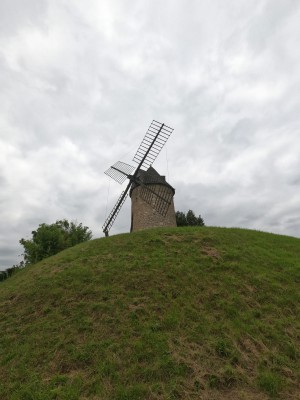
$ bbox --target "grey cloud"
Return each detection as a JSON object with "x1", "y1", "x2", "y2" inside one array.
[
  {"x1": 247, "y1": 0, "x2": 300, "y2": 53},
  {"x1": 0, "y1": 0, "x2": 47, "y2": 37},
  {"x1": 1, "y1": 0, "x2": 300, "y2": 269},
  {"x1": 291, "y1": 177, "x2": 300, "y2": 186},
  {"x1": 222, "y1": 118, "x2": 255, "y2": 147},
  {"x1": 0, "y1": 174, "x2": 6, "y2": 187}
]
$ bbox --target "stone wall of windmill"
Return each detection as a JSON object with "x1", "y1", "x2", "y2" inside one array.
[{"x1": 130, "y1": 184, "x2": 177, "y2": 232}]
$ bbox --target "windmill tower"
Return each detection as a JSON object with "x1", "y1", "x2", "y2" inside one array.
[
  {"x1": 102, "y1": 120, "x2": 176, "y2": 236},
  {"x1": 130, "y1": 166, "x2": 176, "y2": 232}
]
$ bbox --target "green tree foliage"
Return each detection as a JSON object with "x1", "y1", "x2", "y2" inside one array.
[
  {"x1": 20, "y1": 219, "x2": 92, "y2": 265},
  {"x1": 176, "y1": 210, "x2": 205, "y2": 227}
]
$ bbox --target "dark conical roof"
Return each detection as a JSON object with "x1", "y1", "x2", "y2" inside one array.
[{"x1": 129, "y1": 166, "x2": 175, "y2": 196}]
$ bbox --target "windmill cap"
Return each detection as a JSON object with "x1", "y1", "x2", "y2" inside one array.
[{"x1": 129, "y1": 166, "x2": 175, "y2": 196}]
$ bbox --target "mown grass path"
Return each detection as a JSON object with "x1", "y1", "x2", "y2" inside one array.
[{"x1": 0, "y1": 227, "x2": 299, "y2": 399}]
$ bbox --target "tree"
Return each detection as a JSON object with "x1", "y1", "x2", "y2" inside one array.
[
  {"x1": 176, "y1": 210, "x2": 205, "y2": 227},
  {"x1": 20, "y1": 219, "x2": 92, "y2": 265},
  {"x1": 175, "y1": 211, "x2": 187, "y2": 227}
]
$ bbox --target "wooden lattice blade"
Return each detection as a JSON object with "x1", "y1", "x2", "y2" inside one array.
[
  {"x1": 105, "y1": 161, "x2": 135, "y2": 184},
  {"x1": 102, "y1": 181, "x2": 131, "y2": 234},
  {"x1": 132, "y1": 120, "x2": 174, "y2": 170},
  {"x1": 140, "y1": 184, "x2": 173, "y2": 217}
]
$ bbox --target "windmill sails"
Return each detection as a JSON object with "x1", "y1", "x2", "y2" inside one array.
[
  {"x1": 105, "y1": 161, "x2": 135, "y2": 184},
  {"x1": 102, "y1": 188, "x2": 130, "y2": 234},
  {"x1": 102, "y1": 120, "x2": 174, "y2": 235},
  {"x1": 133, "y1": 120, "x2": 173, "y2": 170},
  {"x1": 140, "y1": 184, "x2": 173, "y2": 217}
]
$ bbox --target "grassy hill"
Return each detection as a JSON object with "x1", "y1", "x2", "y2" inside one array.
[{"x1": 0, "y1": 227, "x2": 299, "y2": 400}]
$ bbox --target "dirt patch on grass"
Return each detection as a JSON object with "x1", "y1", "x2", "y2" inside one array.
[
  {"x1": 237, "y1": 336, "x2": 269, "y2": 361},
  {"x1": 201, "y1": 246, "x2": 223, "y2": 262}
]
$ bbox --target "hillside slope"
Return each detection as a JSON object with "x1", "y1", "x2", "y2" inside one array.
[{"x1": 0, "y1": 227, "x2": 299, "y2": 400}]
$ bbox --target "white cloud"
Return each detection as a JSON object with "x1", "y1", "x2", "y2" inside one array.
[{"x1": 1, "y1": 0, "x2": 300, "y2": 269}]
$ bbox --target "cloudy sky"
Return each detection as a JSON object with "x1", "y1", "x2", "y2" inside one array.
[{"x1": 1, "y1": 0, "x2": 300, "y2": 270}]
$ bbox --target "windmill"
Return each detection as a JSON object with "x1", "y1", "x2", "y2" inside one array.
[{"x1": 102, "y1": 120, "x2": 176, "y2": 236}]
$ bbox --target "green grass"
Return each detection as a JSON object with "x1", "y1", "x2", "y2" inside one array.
[{"x1": 0, "y1": 227, "x2": 299, "y2": 399}]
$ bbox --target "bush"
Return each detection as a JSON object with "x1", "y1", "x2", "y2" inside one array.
[{"x1": 0, "y1": 261, "x2": 24, "y2": 282}]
